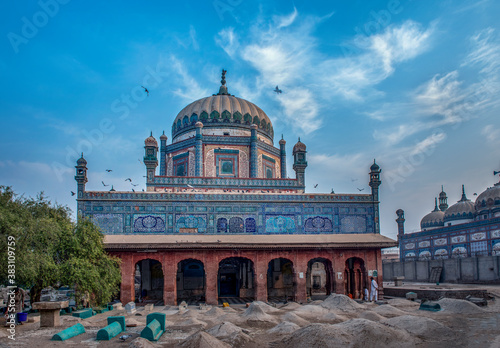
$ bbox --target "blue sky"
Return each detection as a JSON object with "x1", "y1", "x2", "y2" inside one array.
[{"x1": 1, "y1": 0, "x2": 499, "y2": 239}]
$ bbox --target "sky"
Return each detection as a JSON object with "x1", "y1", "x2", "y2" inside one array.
[{"x1": 1, "y1": 0, "x2": 499, "y2": 241}]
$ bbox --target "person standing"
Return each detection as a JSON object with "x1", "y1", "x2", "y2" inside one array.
[
  {"x1": 370, "y1": 277, "x2": 378, "y2": 302},
  {"x1": 364, "y1": 287, "x2": 369, "y2": 301}
]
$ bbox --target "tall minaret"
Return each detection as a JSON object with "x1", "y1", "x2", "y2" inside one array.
[
  {"x1": 144, "y1": 132, "x2": 158, "y2": 188},
  {"x1": 369, "y1": 160, "x2": 382, "y2": 234},
  {"x1": 292, "y1": 138, "x2": 307, "y2": 188},
  {"x1": 279, "y1": 135, "x2": 286, "y2": 179},
  {"x1": 159, "y1": 131, "x2": 168, "y2": 176},
  {"x1": 439, "y1": 185, "x2": 448, "y2": 211},
  {"x1": 75, "y1": 153, "x2": 88, "y2": 199},
  {"x1": 395, "y1": 209, "x2": 405, "y2": 243}
]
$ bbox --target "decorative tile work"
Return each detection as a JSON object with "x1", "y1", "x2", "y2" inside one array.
[
  {"x1": 492, "y1": 230, "x2": 500, "y2": 238},
  {"x1": 471, "y1": 241, "x2": 487, "y2": 253},
  {"x1": 405, "y1": 252, "x2": 416, "y2": 257},
  {"x1": 188, "y1": 151, "x2": 195, "y2": 177},
  {"x1": 265, "y1": 215, "x2": 296, "y2": 233},
  {"x1": 418, "y1": 241, "x2": 430, "y2": 248},
  {"x1": 451, "y1": 235, "x2": 466, "y2": 243},
  {"x1": 229, "y1": 217, "x2": 245, "y2": 233},
  {"x1": 493, "y1": 240, "x2": 500, "y2": 255},
  {"x1": 175, "y1": 214, "x2": 207, "y2": 233},
  {"x1": 92, "y1": 214, "x2": 123, "y2": 234},
  {"x1": 434, "y1": 248, "x2": 448, "y2": 258},
  {"x1": 405, "y1": 243, "x2": 415, "y2": 250},
  {"x1": 419, "y1": 250, "x2": 431, "y2": 259},
  {"x1": 471, "y1": 232, "x2": 486, "y2": 240},
  {"x1": 340, "y1": 215, "x2": 366, "y2": 233},
  {"x1": 133, "y1": 214, "x2": 166, "y2": 233},
  {"x1": 304, "y1": 216, "x2": 333, "y2": 232},
  {"x1": 217, "y1": 218, "x2": 227, "y2": 233},
  {"x1": 434, "y1": 238, "x2": 447, "y2": 246},
  {"x1": 452, "y1": 245, "x2": 467, "y2": 257},
  {"x1": 245, "y1": 217, "x2": 256, "y2": 233}
]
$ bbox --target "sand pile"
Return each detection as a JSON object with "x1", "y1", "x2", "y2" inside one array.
[
  {"x1": 182, "y1": 309, "x2": 200, "y2": 318},
  {"x1": 128, "y1": 337, "x2": 161, "y2": 348},
  {"x1": 280, "y1": 312, "x2": 310, "y2": 326},
  {"x1": 279, "y1": 302, "x2": 302, "y2": 311},
  {"x1": 320, "y1": 294, "x2": 364, "y2": 312},
  {"x1": 372, "y1": 304, "x2": 408, "y2": 318},
  {"x1": 250, "y1": 301, "x2": 283, "y2": 314},
  {"x1": 437, "y1": 298, "x2": 485, "y2": 314},
  {"x1": 206, "y1": 322, "x2": 255, "y2": 347},
  {"x1": 292, "y1": 304, "x2": 328, "y2": 319},
  {"x1": 241, "y1": 302, "x2": 279, "y2": 324},
  {"x1": 177, "y1": 318, "x2": 208, "y2": 330},
  {"x1": 175, "y1": 331, "x2": 231, "y2": 348},
  {"x1": 267, "y1": 321, "x2": 300, "y2": 334},
  {"x1": 382, "y1": 315, "x2": 453, "y2": 339},
  {"x1": 309, "y1": 300, "x2": 324, "y2": 305},
  {"x1": 281, "y1": 319, "x2": 415, "y2": 348},
  {"x1": 387, "y1": 298, "x2": 420, "y2": 310},
  {"x1": 359, "y1": 310, "x2": 386, "y2": 322},
  {"x1": 320, "y1": 312, "x2": 347, "y2": 324},
  {"x1": 204, "y1": 307, "x2": 227, "y2": 317}
]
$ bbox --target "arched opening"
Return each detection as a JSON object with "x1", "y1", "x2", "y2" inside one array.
[
  {"x1": 177, "y1": 259, "x2": 206, "y2": 305},
  {"x1": 267, "y1": 258, "x2": 295, "y2": 302},
  {"x1": 218, "y1": 257, "x2": 255, "y2": 303},
  {"x1": 134, "y1": 259, "x2": 164, "y2": 305},
  {"x1": 306, "y1": 258, "x2": 334, "y2": 300},
  {"x1": 344, "y1": 257, "x2": 367, "y2": 299}
]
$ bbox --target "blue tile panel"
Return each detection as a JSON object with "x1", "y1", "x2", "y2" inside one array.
[{"x1": 78, "y1": 193, "x2": 376, "y2": 235}]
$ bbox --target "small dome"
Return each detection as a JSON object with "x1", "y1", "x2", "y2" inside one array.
[
  {"x1": 159, "y1": 131, "x2": 168, "y2": 140},
  {"x1": 444, "y1": 186, "x2": 475, "y2": 222},
  {"x1": 77, "y1": 154, "x2": 87, "y2": 166},
  {"x1": 370, "y1": 160, "x2": 380, "y2": 171},
  {"x1": 293, "y1": 138, "x2": 306, "y2": 153},
  {"x1": 279, "y1": 135, "x2": 286, "y2": 145},
  {"x1": 475, "y1": 183, "x2": 500, "y2": 212},
  {"x1": 145, "y1": 132, "x2": 158, "y2": 147},
  {"x1": 420, "y1": 199, "x2": 444, "y2": 229}
]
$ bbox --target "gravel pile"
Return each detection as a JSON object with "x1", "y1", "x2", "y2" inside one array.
[
  {"x1": 382, "y1": 315, "x2": 453, "y2": 339},
  {"x1": 320, "y1": 294, "x2": 364, "y2": 312},
  {"x1": 371, "y1": 304, "x2": 408, "y2": 318},
  {"x1": 437, "y1": 298, "x2": 486, "y2": 314},
  {"x1": 267, "y1": 321, "x2": 300, "y2": 334},
  {"x1": 175, "y1": 331, "x2": 231, "y2": 348}
]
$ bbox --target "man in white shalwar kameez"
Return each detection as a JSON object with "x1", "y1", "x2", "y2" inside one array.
[{"x1": 370, "y1": 277, "x2": 378, "y2": 302}]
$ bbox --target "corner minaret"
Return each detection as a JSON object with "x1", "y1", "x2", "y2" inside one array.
[
  {"x1": 195, "y1": 122, "x2": 203, "y2": 176},
  {"x1": 292, "y1": 138, "x2": 307, "y2": 187},
  {"x1": 369, "y1": 159, "x2": 382, "y2": 234},
  {"x1": 279, "y1": 135, "x2": 287, "y2": 179},
  {"x1": 395, "y1": 209, "x2": 405, "y2": 243},
  {"x1": 439, "y1": 185, "x2": 448, "y2": 211},
  {"x1": 250, "y1": 124, "x2": 258, "y2": 178},
  {"x1": 144, "y1": 132, "x2": 158, "y2": 187},
  {"x1": 159, "y1": 131, "x2": 168, "y2": 176},
  {"x1": 75, "y1": 153, "x2": 88, "y2": 199}
]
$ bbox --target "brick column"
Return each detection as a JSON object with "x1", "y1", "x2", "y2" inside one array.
[
  {"x1": 254, "y1": 256, "x2": 268, "y2": 302},
  {"x1": 333, "y1": 253, "x2": 345, "y2": 295},
  {"x1": 205, "y1": 267, "x2": 218, "y2": 305},
  {"x1": 120, "y1": 254, "x2": 135, "y2": 305},
  {"x1": 164, "y1": 253, "x2": 177, "y2": 305},
  {"x1": 294, "y1": 253, "x2": 308, "y2": 303}
]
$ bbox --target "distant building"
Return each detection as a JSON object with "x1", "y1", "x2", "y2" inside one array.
[
  {"x1": 397, "y1": 180, "x2": 500, "y2": 261},
  {"x1": 75, "y1": 71, "x2": 396, "y2": 305}
]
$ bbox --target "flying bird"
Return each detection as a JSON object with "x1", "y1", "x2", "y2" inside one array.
[
  {"x1": 131, "y1": 183, "x2": 139, "y2": 187},
  {"x1": 132, "y1": 189, "x2": 135, "y2": 192},
  {"x1": 102, "y1": 181, "x2": 109, "y2": 187},
  {"x1": 314, "y1": 184, "x2": 318, "y2": 188},
  {"x1": 125, "y1": 178, "x2": 132, "y2": 182},
  {"x1": 351, "y1": 178, "x2": 358, "y2": 182},
  {"x1": 105, "y1": 169, "x2": 112, "y2": 172},
  {"x1": 141, "y1": 86, "x2": 149, "y2": 96},
  {"x1": 70, "y1": 191, "x2": 76, "y2": 196},
  {"x1": 331, "y1": 189, "x2": 335, "y2": 194},
  {"x1": 357, "y1": 188, "x2": 365, "y2": 191},
  {"x1": 273, "y1": 86, "x2": 282, "y2": 94},
  {"x1": 473, "y1": 193, "x2": 478, "y2": 196}
]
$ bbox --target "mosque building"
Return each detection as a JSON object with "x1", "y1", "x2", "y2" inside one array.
[
  {"x1": 75, "y1": 71, "x2": 396, "y2": 305},
  {"x1": 397, "y1": 179, "x2": 500, "y2": 261}
]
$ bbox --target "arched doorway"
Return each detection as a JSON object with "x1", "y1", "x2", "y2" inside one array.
[
  {"x1": 267, "y1": 258, "x2": 295, "y2": 302},
  {"x1": 218, "y1": 257, "x2": 255, "y2": 301},
  {"x1": 177, "y1": 259, "x2": 206, "y2": 304},
  {"x1": 134, "y1": 259, "x2": 164, "y2": 305},
  {"x1": 344, "y1": 257, "x2": 366, "y2": 299},
  {"x1": 306, "y1": 258, "x2": 334, "y2": 300}
]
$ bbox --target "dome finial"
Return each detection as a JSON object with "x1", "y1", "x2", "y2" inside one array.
[
  {"x1": 150, "y1": 131, "x2": 153, "y2": 137},
  {"x1": 433, "y1": 197, "x2": 439, "y2": 211},
  {"x1": 460, "y1": 184, "x2": 468, "y2": 201},
  {"x1": 217, "y1": 69, "x2": 229, "y2": 95}
]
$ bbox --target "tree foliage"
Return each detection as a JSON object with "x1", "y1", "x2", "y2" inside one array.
[{"x1": 0, "y1": 186, "x2": 121, "y2": 307}]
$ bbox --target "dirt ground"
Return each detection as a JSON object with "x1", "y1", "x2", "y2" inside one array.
[{"x1": 1, "y1": 284, "x2": 500, "y2": 348}]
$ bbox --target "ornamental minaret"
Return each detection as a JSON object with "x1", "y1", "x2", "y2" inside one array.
[
  {"x1": 279, "y1": 135, "x2": 287, "y2": 179},
  {"x1": 369, "y1": 160, "x2": 382, "y2": 234},
  {"x1": 439, "y1": 185, "x2": 448, "y2": 211},
  {"x1": 250, "y1": 124, "x2": 258, "y2": 178},
  {"x1": 159, "y1": 131, "x2": 168, "y2": 176},
  {"x1": 75, "y1": 153, "x2": 88, "y2": 198},
  {"x1": 195, "y1": 121, "x2": 203, "y2": 176},
  {"x1": 292, "y1": 138, "x2": 307, "y2": 187},
  {"x1": 144, "y1": 132, "x2": 158, "y2": 187}
]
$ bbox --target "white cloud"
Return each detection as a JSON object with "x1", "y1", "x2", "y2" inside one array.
[
  {"x1": 215, "y1": 27, "x2": 239, "y2": 58},
  {"x1": 169, "y1": 56, "x2": 210, "y2": 101},
  {"x1": 189, "y1": 25, "x2": 199, "y2": 51},
  {"x1": 462, "y1": 28, "x2": 500, "y2": 75},
  {"x1": 482, "y1": 124, "x2": 500, "y2": 143},
  {"x1": 274, "y1": 7, "x2": 298, "y2": 29}
]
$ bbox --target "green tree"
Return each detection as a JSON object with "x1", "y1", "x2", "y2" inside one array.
[{"x1": 0, "y1": 186, "x2": 121, "y2": 307}]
